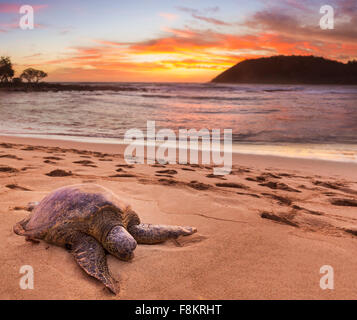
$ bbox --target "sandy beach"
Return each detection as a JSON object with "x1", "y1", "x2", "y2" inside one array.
[{"x1": 1, "y1": 135, "x2": 357, "y2": 300}]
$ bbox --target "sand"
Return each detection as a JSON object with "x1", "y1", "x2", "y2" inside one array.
[{"x1": 1, "y1": 135, "x2": 357, "y2": 300}]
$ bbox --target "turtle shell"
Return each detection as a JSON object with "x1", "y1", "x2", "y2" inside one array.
[{"x1": 22, "y1": 184, "x2": 140, "y2": 242}]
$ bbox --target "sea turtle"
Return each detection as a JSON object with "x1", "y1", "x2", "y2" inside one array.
[{"x1": 13, "y1": 184, "x2": 197, "y2": 294}]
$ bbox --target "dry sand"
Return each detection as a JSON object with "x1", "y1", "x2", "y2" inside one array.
[{"x1": 1, "y1": 135, "x2": 357, "y2": 300}]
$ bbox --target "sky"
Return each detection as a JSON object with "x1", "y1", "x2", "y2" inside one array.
[{"x1": 1, "y1": 0, "x2": 357, "y2": 82}]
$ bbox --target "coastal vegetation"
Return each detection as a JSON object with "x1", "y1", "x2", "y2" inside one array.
[
  {"x1": 0, "y1": 56, "x2": 145, "y2": 92},
  {"x1": 212, "y1": 55, "x2": 357, "y2": 84},
  {"x1": 0, "y1": 56, "x2": 49, "y2": 90},
  {"x1": 0, "y1": 56, "x2": 47, "y2": 84}
]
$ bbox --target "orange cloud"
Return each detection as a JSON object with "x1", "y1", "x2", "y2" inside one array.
[
  {"x1": 28, "y1": 0, "x2": 357, "y2": 83},
  {"x1": 0, "y1": 3, "x2": 48, "y2": 13},
  {"x1": 159, "y1": 13, "x2": 178, "y2": 21}
]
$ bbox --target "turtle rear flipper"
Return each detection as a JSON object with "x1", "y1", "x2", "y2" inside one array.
[
  {"x1": 27, "y1": 201, "x2": 40, "y2": 212},
  {"x1": 13, "y1": 216, "x2": 32, "y2": 236},
  {"x1": 13, "y1": 216, "x2": 43, "y2": 243},
  {"x1": 71, "y1": 233, "x2": 119, "y2": 294}
]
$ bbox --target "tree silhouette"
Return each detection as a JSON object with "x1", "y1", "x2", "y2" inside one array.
[
  {"x1": 12, "y1": 77, "x2": 22, "y2": 84},
  {"x1": 21, "y1": 68, "x2": 47, "y2": 83},
  {"x1": 0, "y1": 56, "x2": 15, "y2": 83}
]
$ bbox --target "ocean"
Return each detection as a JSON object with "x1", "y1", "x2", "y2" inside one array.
[{"x1": 1, "y1": 82, "x2": 357, "y2": 162}]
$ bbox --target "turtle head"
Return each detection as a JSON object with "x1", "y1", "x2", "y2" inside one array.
[{"x1": 104, "y1": 226, "x2": 137, "y2": 261}]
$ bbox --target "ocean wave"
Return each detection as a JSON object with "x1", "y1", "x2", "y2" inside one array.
[
  {"x1": 1, "y1": 82, "x2": 357, "y2": 150},
  {"x1": 140, "y1": 93, "x2": 271, "y2": 102},
  {"x1": 193, "y1": 108, "x2": 279, "y2": 114}
]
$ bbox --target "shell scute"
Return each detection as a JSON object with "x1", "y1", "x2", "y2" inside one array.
[{"x1": 24, "y1": 184, "x2": 133, "y2": 237}]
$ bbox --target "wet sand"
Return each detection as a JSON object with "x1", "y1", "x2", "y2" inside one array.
[{"x1": 1, "y1": 135, "x2": 357, "y2": 299}]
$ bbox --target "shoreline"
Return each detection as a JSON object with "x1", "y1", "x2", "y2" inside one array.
[
  {"x1": 1, "y1": 133, "x2": 356, "y2": 163},
  {"x1": 0, "y1": 82, "x2": 147, "y2": 92},
  {"x1": 1, "y1": 134, "x2": 357, "y2": 180}
]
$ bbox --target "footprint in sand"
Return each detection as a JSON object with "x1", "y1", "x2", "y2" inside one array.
[
  {"x1": 12, "y1": 206, "x2": 29, "y2": 211},
  {"x1": 46, "y1": 169, "x2": 72, "y2": 177},
  {"x1": 344, "y1": 228, "x2": 357, "y2": 237},
  {"x1": 313, "y1": 180, "x2": 357, "y2": 196},
  {"x1": 21, "y1": 166, "x2": 35, "y2": 171},
  {"x1": 261, "y1": 211, "x2": 299, "y2": 227},
  {"x1": 323, "y1": 192, "x2": 339, "y2": 197},
  {"x1": 246, "y1": 176, "x2": 265, "y2": 182},
  {"x1": 151, "y1": 164, "x2": 166, "y2": 168},
  {"x1": 230, "y1": 168, "x2": 251, "y2": 174},
  {"x1": 329, "y1": 198, "x2": 357, "y2": 207},
  {"x1": 156, "y1": 169, "x2": 178, "y2": 175},
  {"x1": 116, "y1": 164, "x2": 135, "y2": 169},
  {"x1": 206, "y1": 174, "x2": 227, "y2": 180},
  {"x1": 236, "y1": 192, "x2": 260, "y2": 198},
  {"x1": 44, "y1": 160, "x2": 57, "y2": 164},
  {"x1": 170, "y1": 234, "x2": 208, "y2": 247},
  {"x1": 277, "y1": 173, "x2": 295, "y2": 178},
  {"x1": 158, "y1": 179, "x2": 178, "y2": 186},
  {"x1": 215, "y1": 182, "x2": 249, "y2": 190},
  {"x1": 261, "y1": 193, "x2": 292, "y2": 206},
  {"x1": 21, "y1": 146, "x2": 36, "y2": 151},
  {"x1": 6, "y1": 184, "x2": 31, "y2": 191},
  {"x1": 0, "y1": 143, "x2": 13, "y2": 149},
  {"x1": 0, "y1": 154, "x2": 23, "y2": 160},
  {"x1": 0, "y1": 165, "x2": 18, "y2": 173},
  {"x1": 73, "y1": 160, "x2": 94, "y2": 165},
  {"x1": 109, "y1": 173, "x2": 136, "y2": 178},
  {"x1": 262, "y1": 172, "x2": 282, "y2": 179},
  {"x1": 313, "y1": 180, "x2": 344, "y2": 189},
  {"x1": 189, "y1": 164, "x2": 203, "y2": 169},
  {"x1": 259, "y1": 181, "x2": 301, "y2": 193},
  {"x1": 188, "y1": 181, "x2": 211, "y2": 190},
  {"x1": 73, "y1": 160, "x2": 98, "y2": 168},
  {"x1": 290, "y1": 205, "x2": 323, "y2": 216},
  {"x1": 155, "y1": 174, "x2": 175, "y2": 178}
]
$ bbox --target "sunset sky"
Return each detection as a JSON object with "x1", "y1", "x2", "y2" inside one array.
[{"x1": 1, "y1": 0, "x2": 356, "y2": 82}]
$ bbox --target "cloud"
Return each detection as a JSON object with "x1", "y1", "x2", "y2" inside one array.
[
  {"x1": 0, "y1": 21, "x2": 47, "y2": 32},
  {"x1": 0, "y1": 22, "x2": 19, "y2": 30},
  {"x1": 191, "y1": 14, "x2": 233, "y2": 26},
  {"x1": 23, "y1": 53, "x2": 42, "y2": 59},
  {"x1": 161, "y1": 27, "x2": 197, "y2": 38},
  {"x1": 0, "y1": 3, "x2": 48, "y2": 13},
  {"x1": 176, "y1": 6, "x2": 220, "y2": 15},
  {"x1": 159, "y1": 13, "x2": 178, "y2": 21},
  {"x1": 44, "y1": 27, "x2": 293, "y2": 77},
  {"x1": 40, "y1": 12, "x2": 357, "y2": 82},
  {"x1": 176, "y1": 6, "x2": 231, "y2": 26},
  {"x1": 24, "y1": 1, "x2": 357, "y2": 81},
  {"x1": 242, "y1": 0, "x2": 357, "y2": 61},
  {"x1": 176, "y1": 7, "x2": 198, "y2": 15}
]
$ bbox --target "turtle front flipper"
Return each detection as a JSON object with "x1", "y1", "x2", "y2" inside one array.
[
  {"x1": 128, "y1": 224, "x2": 197, "y2": 244},
  {"x1": 70, "y1": 233, "x2": 119, "y2": 294}
]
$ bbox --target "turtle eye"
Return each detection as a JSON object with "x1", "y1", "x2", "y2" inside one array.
[{"x1": 65, "y1": 243, "x2": 72, "y2": 251}]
